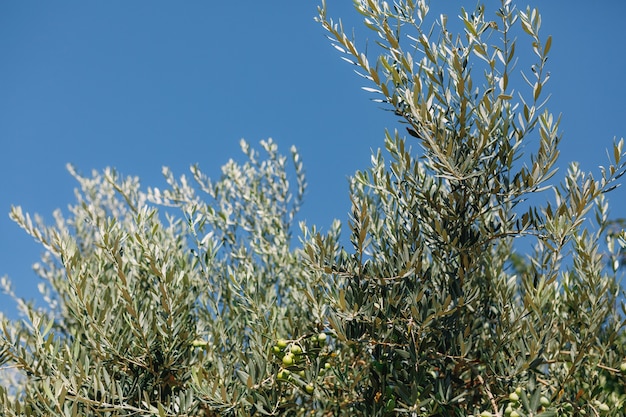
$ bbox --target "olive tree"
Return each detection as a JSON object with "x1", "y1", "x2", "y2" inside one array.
[
  {"x1": 2, "y1": 0, "x2": 626, "y2": 416},
  {"x1": 0, "y1": 139, "x2": 328, "y2": 416},
  {"x1": 304, "y1": 0, "x2": 626, "y2": 415}
]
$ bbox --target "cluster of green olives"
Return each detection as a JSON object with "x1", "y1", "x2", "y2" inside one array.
[
  {"x1": 500, "y1": 386, "x2": 611, "y2": 416},
  {"x1": 472, "y1": 387, "x2": 552, "y2": 417},
  {"x1": 272, "y1": 332, "x2": 330, "y2": 395},
  {"x1": 501, "y1": 387, "x2": 551, "y2": 417}
]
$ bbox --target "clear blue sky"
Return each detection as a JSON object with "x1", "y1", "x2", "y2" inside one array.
[{"x1": 1, "y1": 1, "x2": 625, "y2": 317}]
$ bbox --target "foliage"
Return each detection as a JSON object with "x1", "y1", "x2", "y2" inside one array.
[
  {"x1": 0, "y1": 139, "x2": 320, "y2": 416},
  {"x1": 2, "y1": 0, "x2": 626, "y2": 416},
  {"x1": 310, "y1": 0, "x2": 626, "y2": 415}
]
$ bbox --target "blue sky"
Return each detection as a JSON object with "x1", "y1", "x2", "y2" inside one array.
[{"x1": 1, "y1": 1, "x2": 625, "y2": 317}]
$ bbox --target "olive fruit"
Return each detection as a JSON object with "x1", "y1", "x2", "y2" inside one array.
[
  {"x1": 290, "y1": 344, "x2": 303, "y2": 355},
  {"x1": 317, "y1": 333, "x2": 327, "y2": 344},
  {"x1": 304, "y1": 384, "x2": 314, "y2": 394},
  {"x1": 276, "y1": 339, "x2": 288, "y2": 349},
  {"x1": 282, "y1": 353, "x2": 295, "y2": 367},
  {"x1": 508, "y1": 392, "x2": 519, "y2": 402}
]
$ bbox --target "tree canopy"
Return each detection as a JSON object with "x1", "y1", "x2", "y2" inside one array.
[{"x1": 2, "y1": 1, "x2": 626, "y2": 416}]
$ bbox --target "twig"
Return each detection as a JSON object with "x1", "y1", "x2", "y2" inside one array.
[{"x1": 477, "y1": 374, "x2": 501, "y2": 417}]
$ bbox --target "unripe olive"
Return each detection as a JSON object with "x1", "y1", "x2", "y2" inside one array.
[
  {"x1": 282, "y1": 353, "x2": 295, "y2": 366},
  {"x1": 272, "y1": 346, "x2": 281, "y2": 355},
  {"x1": 598, "y1": 403, "x2": 610, "y2": 413},
  {"x1": 509, "y1": 392, "x2": 519, "y2": 402},
  {"x1": 504, "y1": 404, "x2": 513, "y2": 416},
  {"x1": 304, "y1": 384, "x2": 314, "y2": 394},
  {"x1": 290, "y1": 344, "x2": 303, "y2": 355},
  {"x1": 540, "y1": 396, "x2": 550, "y2": 407},
  {"x1": 510, "y1": 411, "x2": 520, "y2": 417},
  {"x1": 277, "y1": 369, "x2": 290, "y2": 380},
  {"x1": 480, "y1": 411, "x2": 492, "y2": 417},
  {"x1": 298, "y1": 370, "x2": 305, "y2": 378},
  {"x1": 317, "y1": 333, "x2": 327, "y2": 344},
  {"x1": 620, "y1": 362, "x2": 626, "y2": 373},
  {"x1": 324, "y1": 362, "x2": 331, "y2": 370},
  {"x1": 277, "y1": 339, "x2": 288, "y2": 349}
]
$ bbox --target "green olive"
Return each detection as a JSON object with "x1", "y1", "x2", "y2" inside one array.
[
  {"x1": 282, "y1": 353, "x2": 295, "y2": 366},
  {"x1": 277, "y1": 339, "x2": 288, "y2": 349},
  {"x1": 304, "y1": 384, "x2": 314, "y2": 394}
]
